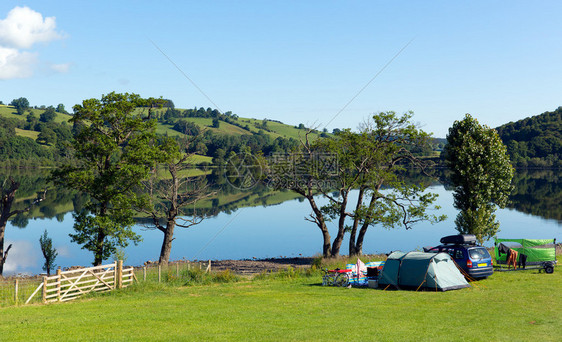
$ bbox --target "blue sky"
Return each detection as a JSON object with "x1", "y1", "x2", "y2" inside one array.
[{"x1": 1, "y1": 1, "x2": 561, "y2": 137}]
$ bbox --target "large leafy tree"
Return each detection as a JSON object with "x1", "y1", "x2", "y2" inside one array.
[
  {"x1": 443, "y1": 114, "x2": 514, "y2": 243},
  {"x1": 52, "y1": 92, "x2": 175, "y2": 265},
  {"x1": 270, "y1": 112, "x2": 445, "y2": 257},
  {"x1": 10, "y1": 97, "x2": 29, "y2": 115}
]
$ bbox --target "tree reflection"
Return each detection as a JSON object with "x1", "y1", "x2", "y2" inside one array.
[
  {"x1": 2, "y1": 169, "x2": 560, "y2": 225},
  {"x1": 508, "y1": 170, "x2": 561, "y2": 223}
]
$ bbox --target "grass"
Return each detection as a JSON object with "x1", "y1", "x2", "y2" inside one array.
[
  {"x1": 1, "y1": 104, "x2": 321, "y2": 145},
  {"x1": 0, "y1": 263, "x2": 560, "y2": 341},
  {"x1": 0, "y1": 105, "x2": 72, "y2": 124},
  {"x1": 241, "y1": 117, "x2": 324, "y2": 141},
  {"x1": 14, "y1": 127, "x2": 39, "y2": 140}
]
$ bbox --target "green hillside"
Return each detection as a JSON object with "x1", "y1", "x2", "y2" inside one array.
[
  {"x1": 0, "y1": 101, "x2": 322, "y2": 166},
  {"x1": 496, "y1": 107, "x2": 561, "y2": 168},
  {"x1": 0, "y1": 104, "x2": 72, "y2": 124},
  {"x1": 146, "y1": 107, "x2": 322, "y2": 141}
]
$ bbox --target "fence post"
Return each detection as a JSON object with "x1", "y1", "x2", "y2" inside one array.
[
  {"x1": 56, "y1": 268, "x2": 61, "y2": 301},
  {"x1": 113, "y1": 261, "x2": 118, "y2": 289},
  {"x1": 206, "y1": 260, "x2": 211, "y2": 273},
  {"x1": 143, "y1": 266, "x2": 146, "y2": 281},
  {"x1": 14, "y1": 279, "x2": 19, "y2": 305},
  {"x1": 41, "y1": 276, "x2": 47, "y2": 303},
  {"x1": 176, "y1": 262, "x2": 179, "y2": 278},
  {"x1": 188, "y1": 261, "x2": 191, "y2": 270},
  {"x1": 158, "y1": 264, "x2": 161, "y2": 283},
  {"x1": 117, "y1": 260, "x2": 123, "y2": 289}
]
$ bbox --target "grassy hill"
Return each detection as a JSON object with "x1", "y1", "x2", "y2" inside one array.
[
  {"x1": 0, "y1": 104, "x2": 72, "y2": 125},
  {"x1": 0, "y1": 104, "x2": 320, "y2": 144},
  {"x1": 146, "y1": 107, "x2": 322, "y2": 141}
]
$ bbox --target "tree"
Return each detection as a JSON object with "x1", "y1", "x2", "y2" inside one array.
[
  {"x1": 40, "y1": 106, "x2": 57, "y2": 123},
  {"x1": 0, "y1": 179, "x2": 46, "y2": 275},
  {"x1": 56, "y1": 103, "x2": 67, "y2": 114},
  {"x1": 140, "y1": 149, "x2": 214, "y2": 266},
  {"x1": 10, "y1": 97, "x2": 29, "y2": 115},
  {"x1": 39, "y1": 229, "x2": 58, "y2": 275},
  {"x1": 37, "y1": 127, "x2": 57, "y2": 145},
  {"x1": 443, "y1": 114, "x2": 514, "y2": 243},
  {"x1": 212, "y1": 118, "x2": 220, "y2": 128},
  {"x1": 270, "y1": 112, "x2": 445, "y2": 257},
  {"x1": 51, "y1": 92, "x2": 175, "y2": 265}
]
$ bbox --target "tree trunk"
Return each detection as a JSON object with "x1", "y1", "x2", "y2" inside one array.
[
  {"x1": 355, "y1": 222, "x2": 369, "y2": 256},
  {"x1": 330, "y1": 191, "x2": 348, "y2": 257},
  {"x1": 159, "y1": 220, "x2": 176, "y2": 266},
  {"x1": 348, "y1": 187, "x2": 365, "y2": 256},
  {"x1": 321, "y1": 228, "x2": 332, "y2": 258},
  {"x1": 94, "y1": 229, "x2": 105, "y2": 266},
  {"x1": 353, "y1": 192, "x2": 379, "y2": 256},
  {"x1": 304, "y1": 194, "x2": 331, "y2": 258},
  {"x1": 0, "y1": 180, "x2": 19, "y2": 276},
  {"x1": 0, "y1": 215, "x2": 9, "y2": 276}
]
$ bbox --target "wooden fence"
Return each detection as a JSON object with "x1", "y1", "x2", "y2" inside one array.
[
  {"x1": 25, "y1": 260, "x2": 134, "y2": 304},
  {"x1": 136, "y1": 260, "x2": 211, "y2": 282},
  {"x1": 2, "y1": 260, "x2": 212, "y2": 307}
]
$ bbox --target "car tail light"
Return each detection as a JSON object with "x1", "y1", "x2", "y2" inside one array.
[
  {"x1": 491, "y1": 260, "x2": 493, "y2": 266},
  {"x1": 467, "y1": 259, "x2": 473, "y2": 268}
]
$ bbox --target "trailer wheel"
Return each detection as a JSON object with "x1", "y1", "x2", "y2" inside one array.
[{"x1": 544, "y1": 265, "x2": 554, "y2": 274}]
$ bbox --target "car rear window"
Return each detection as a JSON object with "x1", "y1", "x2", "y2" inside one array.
[{"x1": 468, "y1": 247, "x2": 491, "y2": 260}]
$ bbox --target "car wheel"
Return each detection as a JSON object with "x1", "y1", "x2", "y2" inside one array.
[{"x1": 545, "y1": 266, "x2": 554, "y2": 274}]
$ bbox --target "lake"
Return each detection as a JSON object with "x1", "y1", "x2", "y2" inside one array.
[{"x1": 2, "y1": 170, "x2": 560, "y2": 276}]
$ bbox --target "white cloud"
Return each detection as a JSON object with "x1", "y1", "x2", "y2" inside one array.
[
  {"x1": 0, "y1": 6, "x2": 66, "y2": 80},
  {"x1": 50, "y1": 62, "x2": 70, "y2": 73},
  {"x1": 0, "y1": 46, "x2": 37, "y2": 79},
  {"x1": 3, "y1": 240, "x2": 39, "y2": 275},
  {"x1": 0, "y1": 6, "x2": 64, "y2": 49}
]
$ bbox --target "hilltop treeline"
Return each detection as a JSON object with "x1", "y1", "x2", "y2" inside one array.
[{"x1": 496, "y1": 107, "x2": 561, "y2": 168}]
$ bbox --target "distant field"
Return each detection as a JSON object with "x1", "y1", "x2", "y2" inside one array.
[
  {"x1": 0, "y1": 105, "x2": 72, "y2": 124},
  {"x1": 240, "y1": 117, "x2": 323, "y2": 141},
  {"x1": 1, "y1": 104, "x2": 323, "y2": 142},
  {"x1": 185, "y1": 117, "x2": 250, "y2": 136},
  {"x1": 14, "y1": 128, "x2": 39, "y2": 140}
]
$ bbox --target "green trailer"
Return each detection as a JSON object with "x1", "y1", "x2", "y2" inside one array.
[{"x1": 493, "y1": 238, "x2": 557, "y2": 273}]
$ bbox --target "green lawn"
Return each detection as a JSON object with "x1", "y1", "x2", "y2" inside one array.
[{"x1": 1, "y1": 265, "x2": 560, "y2": 341}]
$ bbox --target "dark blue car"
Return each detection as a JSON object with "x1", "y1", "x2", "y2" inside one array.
[{"x1": 426, "y1": 235, "x2": 494, "y2": 279}]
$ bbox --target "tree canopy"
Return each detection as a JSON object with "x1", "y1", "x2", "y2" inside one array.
[
  {"x1": 51, "y1": 92, "x2": 177, "y2": 265},
  {"x1": 10, "y1": 97, "x2": 29, "y2": 115},
  {"x1": 270, "y1": 111, "x2": 445, "y2": 257},
  {"x1": 496, "y1": 107, "x2": 562, "y2": 168},
  {"x1": 444, "y1": 114, "x2": 514, "y2": 243}
]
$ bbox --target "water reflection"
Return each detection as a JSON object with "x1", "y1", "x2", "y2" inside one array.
[
  {"x1": 1, "y1": 169, "x2": 560, "y2": 276},
  {"x1": 508, "y1": 170, "x2": 561, "y2": 223},
  {"x1": 3, "y1": 240, "x2": 39, "y2": 275}
]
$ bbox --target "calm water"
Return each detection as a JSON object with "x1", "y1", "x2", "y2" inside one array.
[{"x1": 4, "y1": 182, "x2": 560, "y2": 276}]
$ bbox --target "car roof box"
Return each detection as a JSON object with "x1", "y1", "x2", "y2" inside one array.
[{"x1": 440, "y1": 234, "x2": 477, "y2": 245}]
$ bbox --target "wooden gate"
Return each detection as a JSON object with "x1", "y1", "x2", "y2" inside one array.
[{"x1": 26, "y1": 260, "x2": 134, "y2": 304}]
